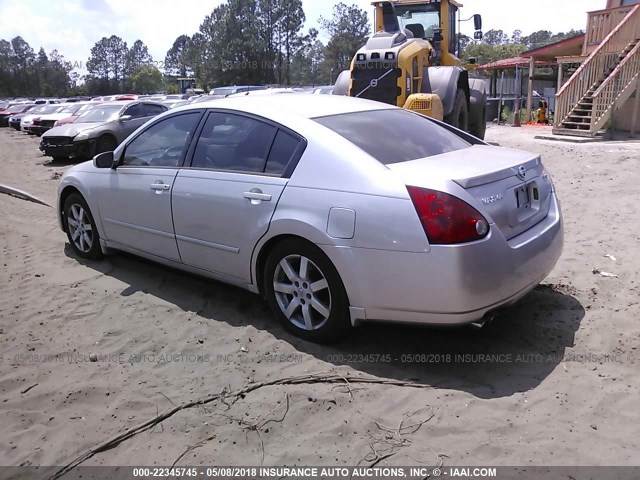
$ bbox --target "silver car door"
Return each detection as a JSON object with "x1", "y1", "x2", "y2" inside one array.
[
  {"x1": 172, "y1": 112, "x2": 304, "y2": 283},
  {"x1": 95, "y1": 111, "x2": 202, "y2": 261}
]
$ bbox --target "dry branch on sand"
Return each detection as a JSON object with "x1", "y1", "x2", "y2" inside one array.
[{"x1": 47, "y1": 372, "x2": 434, "y2": 480}]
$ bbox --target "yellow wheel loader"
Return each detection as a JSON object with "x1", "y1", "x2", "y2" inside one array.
[{"x1": 333, "y1": 0, "x2": 487, "y2": 139}]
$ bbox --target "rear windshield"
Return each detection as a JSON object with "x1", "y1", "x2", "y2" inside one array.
[
  {"x1": 314, "y1": 109, "x2": 471, "y2": 165},
  {"x1": 212, "y1": 87, "x2": 236, "y2": 96}
]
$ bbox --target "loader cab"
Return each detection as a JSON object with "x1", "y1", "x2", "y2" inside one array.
[{"x1": 373, "y1": 0, "x2": 478, "y2": 66}]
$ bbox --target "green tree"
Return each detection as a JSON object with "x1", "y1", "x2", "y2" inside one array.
[
  {"x1": 289, "y1": 30, "x2": 325, "y2": 85},
  {"x1": 127, "y1": 40, "x2": 152, "y2": 76},
  {"x1": 87, "y1": 35, "x2": 129, "y2": 92},
  {"x1": 35, "y1": 48, "x2": 49, "y2": 96},
  {"x1": 11, "y1": 36, "x2": 36, "y2": 93},
  {"x1": 164, "y1": 34, "x2": 192, "y2": 77},
  {"x1": 275, "y1": 0, "x2": 306, "y2": 84},
  {"x1": 521, "y1": 30, "x2": 552, "y2": 49},
  {"x1": 320, "y1": 3, "x2": 370, "y2": 75},
  {"x1": 482, "y1": 29, "x2": 508, "y2": 46},
  {"x1": 511, "y1": 30, "x2": 523, "y2": 44},
  {"x1": 0, "y1": 40, "x2": 15, "y2": 95},
  {"x1": 131, "y1": 64, "x2": 163, "y2": 93},
  {"x1": 464, "y1": 42, "x2": 526, "y2": 64}
]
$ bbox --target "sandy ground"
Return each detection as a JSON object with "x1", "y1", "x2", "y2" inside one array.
[{"x1": 0, "y1": 124, "x2": 639, "y2": 471}]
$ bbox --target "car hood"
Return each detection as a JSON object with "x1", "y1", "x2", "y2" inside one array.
[
  {"x1": 20, "y1": 114, "x2": 39, "y2": 123},
  {"x1": 43, "y1": 122, "x2": 101, "y2": 138},
  {"x1": 39, "y1": 112, "x2": 73, "y2": 121}
]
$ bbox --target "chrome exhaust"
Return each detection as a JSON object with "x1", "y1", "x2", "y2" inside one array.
[{"x1": 470, "y1": 312, "x2": 498, "y2": 330}]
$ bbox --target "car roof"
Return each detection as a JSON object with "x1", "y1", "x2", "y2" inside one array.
[{"x1": 183, "y1": 94, "x2": 394, "y2": 119}]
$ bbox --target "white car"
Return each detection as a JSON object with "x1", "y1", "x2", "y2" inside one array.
[
  {"x1": 32, "y1": 103, "x2": 90, "y2": 134},
  {"x1": 57, "y1": 94, "x2": 563, "y2": 342},
  {"x1": 21, "y1": 104, "x2": 66, "y2": 133}
]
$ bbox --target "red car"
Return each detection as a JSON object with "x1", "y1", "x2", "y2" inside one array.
[{"x1": 0, "y1": 104, "x2": 36, "y2": 127}]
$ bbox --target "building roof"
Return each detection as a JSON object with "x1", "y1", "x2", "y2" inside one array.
[
  {"x1": 522, "y1": 34, "x2": 586, "y2": 60},
  {"x1": 476, "y1": 57, "x2": 556, "y2": 71}
]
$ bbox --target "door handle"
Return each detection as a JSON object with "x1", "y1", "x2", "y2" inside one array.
[
  {"x1": 150, "y1": 182, "x2": 170, "y2": 191},
  {"x1": 243, "y1": 190, "x2": 272, "y2": 202}
]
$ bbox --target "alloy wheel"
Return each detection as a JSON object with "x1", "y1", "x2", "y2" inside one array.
[
  {"x1": 273, "y1": 254, "x2": 332, "y2": 331},
  {"x1": 67, "y1": 203, "x2": 94, "y2": 253}
]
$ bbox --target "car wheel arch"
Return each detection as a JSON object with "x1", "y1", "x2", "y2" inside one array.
[
  {"x1": 254, "y1": 234, "x2": 318, "y2": 297},
  {"x1": 252, "y1": 232, "x2": 349, "y2": 297},
  {"x1": 59, "y1": 185, "x2": 83, "y2": 230},
  {"x1": 59, "y1": 184, "x2": 106, "y2": 241}
]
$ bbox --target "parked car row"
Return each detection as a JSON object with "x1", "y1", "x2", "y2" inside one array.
[
  {"x1": 2, "y1": 96, "x2": 169, "y2": 162},
  {"x1": 40, "y1": 100, "x2": 168, "y2": 160}
]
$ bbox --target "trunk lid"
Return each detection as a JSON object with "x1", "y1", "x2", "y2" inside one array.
[{"x1": 388, "y1": 145, "x2": 554, "y2": 240}]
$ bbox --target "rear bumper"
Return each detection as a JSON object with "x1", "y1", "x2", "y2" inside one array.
[{"x1": 323, "y1": 193, "x2": 564, "y2": 326}]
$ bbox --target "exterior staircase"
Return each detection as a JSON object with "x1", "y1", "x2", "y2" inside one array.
[{"x1": 554, "y1": 4, "x2": 640, "y2": 137}]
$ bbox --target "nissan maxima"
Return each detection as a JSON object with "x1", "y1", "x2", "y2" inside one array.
[{"x1": 57, "y1": 95, "x2": 563, "y2": 342}]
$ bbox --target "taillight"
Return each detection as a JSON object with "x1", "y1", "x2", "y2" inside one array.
[{"x1": 407, "y1": 186, "x2": 489, "y2": 245}]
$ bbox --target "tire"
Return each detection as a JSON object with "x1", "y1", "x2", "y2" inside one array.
[
  {"x1": 63, "y1": 193, "x2": 103, "y2": 260},
  {"x1": 95, "y1": 135, "x2": 117, "y2": 155},
  {"x1": 445, "y1": 88, "x2": 469, "y2": 132},
  {"x1": 469, "y1": 92, "x2": 487, "y2": 140},
  {"x1": 263, "y1": 239, "x2": 351, "y2": 343}
]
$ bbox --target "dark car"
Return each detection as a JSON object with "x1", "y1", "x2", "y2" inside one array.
[
  {"x1": 40, "y1": 101, "x2": 167, "y2": 160},
  {"x1": 8, "y1": 107, "x2": 43, "y2": 131},
  {"x1": 0, "y1": 104, "x2": 36, "y2": 127}
]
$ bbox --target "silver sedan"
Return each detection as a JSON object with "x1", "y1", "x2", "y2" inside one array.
[{"x1": 57, "y1": 95, "x2": 563, "y2": 342}]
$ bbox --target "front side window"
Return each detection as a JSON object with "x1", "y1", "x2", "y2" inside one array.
[
  {"x1": 396, "y1": 4, "x2": 440, "y2": 39},
  {"x1": 191, "y1": 112, "x2": 277, "y2": 173},
  {"x1": 121, "y1": 112, "x2": 201, "y2": 167},
  {"x1": 123, "y1": 104, "x2": 145, "y2": 119},
  {"x1": 314, "y1": 109, "x2": 470, "y2": 165}
]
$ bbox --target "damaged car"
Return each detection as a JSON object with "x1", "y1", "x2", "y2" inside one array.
[{"x1": 40, "y1": 101, "x2": 167, "y2": 160}]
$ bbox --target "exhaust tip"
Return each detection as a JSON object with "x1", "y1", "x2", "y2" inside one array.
[{"x1": 470, "y1": 312, "x2": 498, "y2": 330}]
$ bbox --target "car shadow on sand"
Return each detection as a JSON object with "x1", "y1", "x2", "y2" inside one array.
[{"x1": 66, "y1": 246, "x2": 585, "y2": 400}]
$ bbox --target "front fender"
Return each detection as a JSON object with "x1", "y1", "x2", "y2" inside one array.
[
  {"x1": 469, "y1": 78, "x2": 488, "y2": 119},
  {"x1": 57, "y1": 172, "x2": 107, "y2": 241}
]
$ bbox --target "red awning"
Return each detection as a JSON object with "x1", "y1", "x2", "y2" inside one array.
[{"x1": 476, "y1": 57, "x2": 557, "y2": 71}]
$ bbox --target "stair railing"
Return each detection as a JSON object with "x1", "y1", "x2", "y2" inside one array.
[
  {"x1": 590, "y1": 41, "x2": 640, "y2": 132},
  {"x1": 554, "y1": 4, "x2": 640, "y2": 128}
]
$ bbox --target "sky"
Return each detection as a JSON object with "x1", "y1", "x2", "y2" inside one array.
[{"x1": 0, "y1": 0, "x2": 605, "y2": 75}]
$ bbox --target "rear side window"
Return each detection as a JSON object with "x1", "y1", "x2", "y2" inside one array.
[
  {"x1": 144, "y1": 104, "x2": 167, "y2": 116},
  {"x1": 191, "y1": 112, "x2": 277, "y2": 173},
  {"x1": 314, "y1": 109, "x2": 470, "y2": 165},
  {"x1": 265, "y1": 130, "x2": 301, "y2": 175}
]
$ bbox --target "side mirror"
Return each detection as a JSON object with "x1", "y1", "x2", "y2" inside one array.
[
  {"x1": 473, "y1": 14, "x2": 483, "y2": 31},
  {"x1": 432, "y1": 29, "x2": 444, "y2": 42},
  {"x1": 119, "y1": 115, "x2": 132, "y2": 122},
  {"x1": 474, "y1": 31, "x2": 483, "y2": 40},
  {"x1": 94, "y1": 151, "x2": 115, "y2": 169}
]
